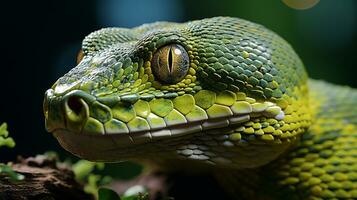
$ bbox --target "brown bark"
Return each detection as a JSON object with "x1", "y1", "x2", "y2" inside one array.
[
  {"x1": 0, "y1": 155, "x2": 230, "y2": 200},
  {"x1": 0, "y1": 155, "x2": 93, "y2": 200}
]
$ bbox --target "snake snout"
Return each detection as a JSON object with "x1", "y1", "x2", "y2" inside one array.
[{"x1": 45, "y1": 89, "x2": 96, "y2": 133}]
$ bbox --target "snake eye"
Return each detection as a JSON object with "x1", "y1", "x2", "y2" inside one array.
[
  {"x1": 76, "y1": 49, "x2": 84, "y2": 64},
  {"x1": 152, "y1": 44, "x2": 189, "y2": 84}
]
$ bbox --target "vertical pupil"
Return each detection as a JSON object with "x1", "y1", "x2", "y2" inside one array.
[
  {"x1": 168, "y1": 47, "x2": 173, "y2": 73},
  {"x1": 153, "y1": 44, "x2": 188, "y2": 84}
]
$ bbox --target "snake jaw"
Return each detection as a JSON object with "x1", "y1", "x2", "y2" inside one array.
[{"x1": 45, "y1": 84, "x2": 293, "y2": 165}]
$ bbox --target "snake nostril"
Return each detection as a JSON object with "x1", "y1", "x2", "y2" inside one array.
[
  {"x1": 63, "y1": 93, "x2": 90, "y2": 123},
  {"x1": 67, "y1": 96, "x2": 84, "y2": 116}
]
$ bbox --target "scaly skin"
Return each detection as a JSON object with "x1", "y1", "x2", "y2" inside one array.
[{"x1": 43, "y1": 17, "x2": 357, "y2": 199}]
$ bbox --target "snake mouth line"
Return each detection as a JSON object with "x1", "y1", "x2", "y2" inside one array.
[
  {"x1": 52, "y1": 113, "x2": 257, "y2": 162},
  {"x1": 45, "y1": 89, "x2": 285, "y2": 145},
  {"x1": 52, "y1": 113, "x2": 254, "y2": 161},
  {"x1": 53, "y1": 113, "x2": 252, "y2": 146}
]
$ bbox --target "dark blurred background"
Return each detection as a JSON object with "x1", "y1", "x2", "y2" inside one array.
[{"x1": 0, "y1": 0, "x2": 356, "y2": 168}]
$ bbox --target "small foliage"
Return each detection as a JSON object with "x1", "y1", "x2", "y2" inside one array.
[
  {"x1": 0, "y1": 122, "x2": 24, "y2": 181},
  {"x1": 72, "y1": 159, "x2": 112, "y2": 199},
  {"x1": 0, "y1": 123, "x2": 15, "y2": 148},
  {"x1": 0, "y1": 163, "x2": 25, "y2": 181},
  {"x1": 71, "y1": 159, "x2": 150, "y2": 200}
]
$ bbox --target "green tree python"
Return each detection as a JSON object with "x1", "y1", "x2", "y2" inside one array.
[{"x1": 43, "y1": 17, "x2": 357, "y2": 199}]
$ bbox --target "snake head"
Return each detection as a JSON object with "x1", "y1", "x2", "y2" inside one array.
[{"x1": 44, "y1": 17, "x2": 311, "y2": 169}]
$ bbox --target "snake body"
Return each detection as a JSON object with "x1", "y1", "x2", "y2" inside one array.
[{"x1": 44, "y1": 17, "x2": 357, "y2": 199}]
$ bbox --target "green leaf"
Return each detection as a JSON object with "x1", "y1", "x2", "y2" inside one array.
[
  {"x1": 0, "y1": 137, "x2": 15, "y2": 148},
  {"x1": 0, "y1": 123, "x2": 15, "y2": 148},
  {"x1": 0, "y1": 123, "x2": 9, "y2": 137},
  {"x1": 71, "y1": 159, "x2": 114, "y2": 199},
  {"x1": 0, "y1": 123, "x2": 21, "y2": 181},
  {"x1": 44, "y1": 151, "x2": 59, "y2": 160},
  {"x1": 0, "y1": 163, "x2": 25, "y2": 181},
  {"x1": 98, "y1": 188, "x2": 121, "y2": 200},
  {"x1": 99, "y1": 175, "x2": 113, "y2": 185},
  {"x1": 84, "y1": 174, "x2": 101, "y2": 196},
  {"x1": 96, "y1": 162, "x2": 105, "y2": 170},
  {"x1": 72, "y1": 160, "x2": 96, "y2": 181}
]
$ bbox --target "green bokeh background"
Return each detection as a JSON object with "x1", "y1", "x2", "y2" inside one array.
[{"x1": 1, "y1": 0, "x2": 356, "y2": 178}]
